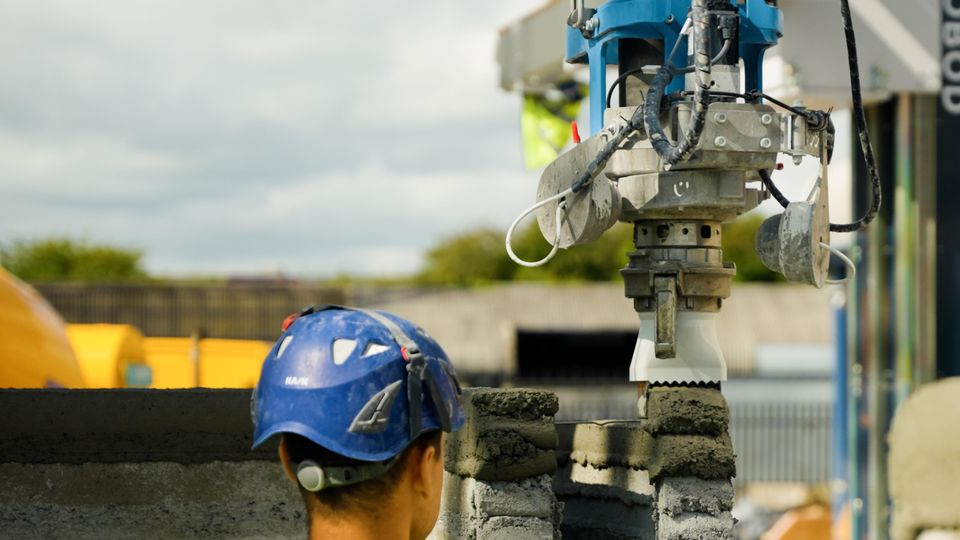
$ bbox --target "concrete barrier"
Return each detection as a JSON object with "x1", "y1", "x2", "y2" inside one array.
[
  {"x1": 1, "y1": 386, "x2": 738, "y2": 540},
  {"x1": 0, "y1": 389, "x2": 302, "y2": 540}
]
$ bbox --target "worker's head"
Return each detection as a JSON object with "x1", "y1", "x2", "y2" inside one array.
[{"x1": 250, "y1": 306, "x2": 464, "y2": 538}]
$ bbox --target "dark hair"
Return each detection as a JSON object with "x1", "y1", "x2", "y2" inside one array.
[{"x1": 283, "y1": 431, "x2": 442, "y2": 516}]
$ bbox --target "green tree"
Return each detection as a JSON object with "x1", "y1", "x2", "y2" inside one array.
[
  {"x1": 417, "y1": 229, "x2": 515, "y2": 286},
  {"x1": 510, "y1": 222, "x2": 634, "y2": 282},
  {"x1": 417, "y1": 213, "x2": 783, "y2": 285},
  {"x1": 722, "y1": 213, "x2": 783, "y2": 282},
  {"x1": 0, "y1": 238, "x2": 149, "y2": 283}
]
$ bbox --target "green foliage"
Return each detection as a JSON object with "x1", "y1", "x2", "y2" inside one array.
[
  {"x1": 417, "y1": 223, "x2": 634, "y2": 285},
  {"x1": 417, "y1": 229, "x2": 515, "y2": 286},
  {"x1": 418, "y1": 214, "x2": 782, "y2": 286},
  {"x1": 509, "y1": 222, "x2": 634, "y2": 282},
  {"x1": 0, "y1": 238, "x2": 149, "y2": 283},
  {"x1": 722, "y1": 214, "x2": 783, "y2": 283}
]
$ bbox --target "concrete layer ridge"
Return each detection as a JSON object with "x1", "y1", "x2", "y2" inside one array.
[
  {"x1": 645, "y1": 387, "x2": 729, "y2": 437},
  {"x1": 445, "y1": 388, "x2": 559, "y2": 482},
  {"x1": 0, "y1": 389, "x2": 273, "y2": 464}
]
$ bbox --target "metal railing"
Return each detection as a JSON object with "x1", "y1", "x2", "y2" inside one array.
[
  {"x1": 34, "y1": 283, "x2": 345, "y2": 341},
  {"x1": 728, "y1": 400, "x2": 832, "y2": 486}
]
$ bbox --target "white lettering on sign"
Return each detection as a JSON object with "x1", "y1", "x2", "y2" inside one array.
[
  {"x1": 284, "y1": 376, "x2": 309, "y2": 386},
  {"x1": 945, "y1": 1, "x2": 960, "y2": 114},
  {"x1": 944, "y1": 50, "x2": 960, "y2": 83},
  {"x1": 946, "y1": 0, "x2": 960, "y2": 20},
  {"x1": 944, "y1": 87, "x2": 960, "y2": 115},
  {"x1": 945, "y1": 22, "x2": 960, "y2": 48}
]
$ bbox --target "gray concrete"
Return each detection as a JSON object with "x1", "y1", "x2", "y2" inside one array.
[
  {"x1": 477, "y1": 516, "x2": 556, "y2": 540},
  {"x1": 435, "y1": 388, "x2": 561, "y2": 540},
  {"x1": 645, "y1": 386, "x2": 729, "y2": 437},
  {"x1": 657, "y1": 477, "x2": 734, "y2": 518},
  {"x1": 445, "y1": 388, "x2": 559, "y2": 482},
  {"x1": 0, "y1": 389, "x2": 274, "y2": 463},
  {"x1": 368, "y1": 283, "x2": 834, "y2": 376},
  {"x1": 555, "y1": 386, "x2": 737, "y2": 540},
  {"x1": 554, "y1": 461, "x2": 656, "y2": 539},
  {"x1": 656, "y1": 478, "x2": 735, "y2": 540},
  {"x1": 889, "y1": 378, "x2": 960, "y2": 540},
  {"x1": 656, "y1": 513, "x2": 735, "y2": 540},
  {"x1": 0, "y1": 461, "x2": 302, "y2": 540},
  {"x1": 557, "y1": 421, "x2": 735, "y2": 482},
  {"x1": 0, "y1": 389, "x2": 299, "y2": 540}
]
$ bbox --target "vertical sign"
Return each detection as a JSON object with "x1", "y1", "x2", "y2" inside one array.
[{"x1": 938, "y1": 0, "x2": 960, "y2": 377}]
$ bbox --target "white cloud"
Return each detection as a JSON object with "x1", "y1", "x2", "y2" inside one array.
[{"x1": 0, "y1": 0, "x2": 544, "y2": 276}]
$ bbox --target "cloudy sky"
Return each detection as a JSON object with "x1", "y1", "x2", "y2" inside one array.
[{"x1": 0, "y1": 1, "x2": 851, "y2": 277}]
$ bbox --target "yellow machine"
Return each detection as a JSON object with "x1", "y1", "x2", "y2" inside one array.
[
  {"x1": 142, "y1": 337, "x2": 270, "y2": 388},
  {"x1": 66, "y1": 324, "x2": 152, "y2": 388},
  {"x1": 0, "y1": 268, "x2": 85, "y2": 388}
]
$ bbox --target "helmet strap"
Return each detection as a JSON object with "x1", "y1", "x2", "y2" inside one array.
[{"x1": 296, "y1": 455, "x2": 400, "y2": 492}]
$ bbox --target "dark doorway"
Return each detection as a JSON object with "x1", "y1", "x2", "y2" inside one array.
[{"x1": 515, "y1": 329, "x2": 637, "y2": 381}]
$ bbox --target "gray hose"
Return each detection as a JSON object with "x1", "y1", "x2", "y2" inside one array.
[{"x1": 642, "y1": 0, "x2": 711, "y2": 169}]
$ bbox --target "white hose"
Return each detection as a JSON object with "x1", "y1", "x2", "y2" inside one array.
[
  {"x1": 505, "y1": 188, "x2": 573, "y2": 267},
  {"x1": 821, "y1": 242, "x2": 856, "y2": 285}
]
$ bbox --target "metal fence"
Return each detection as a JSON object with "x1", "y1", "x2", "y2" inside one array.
[
  {"x1": 34, "y1": 283, "x2": 346, "y2": 341},
  {"x1": 728, "y1": 400, "x2": 832, "y2": 487}
]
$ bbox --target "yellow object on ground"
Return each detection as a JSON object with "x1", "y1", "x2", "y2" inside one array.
[
  {"x1": 762, "y1": 505, "x2": 831, "y2": 540},
  {"x1": 0, "y1": 268, "x2": 85, "y2": 388},
  {"x1": 142, "y1": 337, "x2": 196, "y2": 388},
  {"x1": 199, "y1": 339, "x2": 271, "y2": 388},
  {"x1": 143, "y1": 337, "x2": 271, "y2": 388},
  {"x1": 66, "y1": 324, "x2": 151, "y2": 388}
]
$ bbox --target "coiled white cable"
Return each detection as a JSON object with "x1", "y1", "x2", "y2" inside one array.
[
  {"x1": 821, "y1": 242, "x2": 856, "y2": 285},
  {"x1": 505, "y1": 188, "x2": 573, "y2": 268}
]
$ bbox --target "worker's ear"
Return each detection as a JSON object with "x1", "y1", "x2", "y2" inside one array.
[
  {"x1": 411, "y1": 435, "x2": 444, "y2": 500},
  {"x1": 277, "y1": 437, "x2": 299, "y2": 484}
]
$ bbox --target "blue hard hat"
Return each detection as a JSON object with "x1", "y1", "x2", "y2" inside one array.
[{"x1": 251, "y1": 305, "x2": 465, "y2": 462}]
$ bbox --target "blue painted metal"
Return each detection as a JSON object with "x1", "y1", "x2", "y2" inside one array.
[
  {"x1": 565, "y1": 0, "x2": 783, "y2": 134},
  {"x1": 832, "y1": 294, "x2": 850, "y2": 534},
  {"x1": 251, "y1": 307, "x2": 465, "y2": 462}
]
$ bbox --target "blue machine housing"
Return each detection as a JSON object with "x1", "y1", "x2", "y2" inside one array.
[{"x1": 565, "y1": 0, "x2": 783, "y2": 134}]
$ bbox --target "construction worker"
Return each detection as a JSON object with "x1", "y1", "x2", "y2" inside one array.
[{"x1": 251, "y1": 305, "x2": 465, "y2": 540}]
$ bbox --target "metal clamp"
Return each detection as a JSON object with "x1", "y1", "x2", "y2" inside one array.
[{"x1": 653, "y1": 275, "x2": 677, "y2": 358}]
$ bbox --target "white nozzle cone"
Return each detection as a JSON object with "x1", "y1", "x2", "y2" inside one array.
[{"x1": 629, "y1": 312, "x2": 726, "y2": 384}]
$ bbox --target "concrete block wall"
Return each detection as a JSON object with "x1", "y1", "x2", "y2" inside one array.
[
  {"x1": 1, "y1": 387, "x2": 736, "y2": 540},
  {"x1": 554, "y1": 386, "x2": 736, "y2": 540},
  {"x1": 0, "y1": 389, "x2": 303, "y2": 540},
  {"x1": 432, "y1": 388, "x2": 562, "y2": 540}
]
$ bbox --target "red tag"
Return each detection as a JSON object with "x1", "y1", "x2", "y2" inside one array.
[
  {"x1": 571, "y1": 121, "x2": 581, "y2": 144},
  {"x1": 281, "y1": 313, "x2": 299, "y2": 332}
]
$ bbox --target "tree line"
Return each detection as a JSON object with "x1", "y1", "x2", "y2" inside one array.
[{"x1": 1, "y1": 215, "x2": 780, "y2": 284}]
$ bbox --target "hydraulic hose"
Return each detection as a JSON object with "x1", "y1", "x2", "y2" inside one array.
[{"x1": 643, "y1": 0, "x2": 711, "y2": 169}]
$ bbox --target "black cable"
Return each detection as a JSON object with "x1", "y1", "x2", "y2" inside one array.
[
  {"x1": 756, "y1": 0, "x2": 882, "y2": 233},
  {"x1": 829, "y1": 0, "x2": 881, "y2": 232},
  {"x1": 570, "y1": 106, "x2": 644, "y2": 193},
  {"x1": 684, "y1": 89, "x2": 811, "y2": 117},
  {"x1": 670, "y1": 38, "x2": 732, "y2": 74},
  {"x1": 606, "y1": 69, "x2": 646, "y2": 109},
  {"x1": 758, "y1": 169, "x2": 793, "y2": 208}
]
